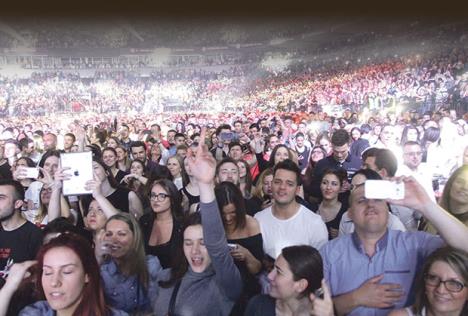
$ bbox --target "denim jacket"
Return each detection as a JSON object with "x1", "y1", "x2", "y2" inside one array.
[{"x1": 101, "y1": 255, "x2": 162, "y2": 313}]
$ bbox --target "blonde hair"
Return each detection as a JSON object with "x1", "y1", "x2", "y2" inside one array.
[{"x1": 105, "y1": 213, "x2": 149, "y2": 289}]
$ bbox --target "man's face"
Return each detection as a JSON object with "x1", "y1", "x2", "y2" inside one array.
[
  {"x1": 234, "y1": 122, "x2": 242, "y2": 134},
  {"x1": 131, "y1": 146, "x2": 147, "y2": 163},
  {"x1": 259, "y1": 120, "x2": 267, "y2": 128},
  {"x1": 272, "y1": 169, "x2": 299, "y2": 206},
  {"x1": 174, "y1": 136, "x2": 185, "y2": 147},
  {"x1": 43, "y1": 134, "x2": 57, "y2": 151},
  {"x1": 403, "y1": 144, "x2": 423, "y2": 170},
  {"x1": 348, "y1": 186, "x2": 389, "y2": 235},
  {"x1": 269, "y1": 136, "x2": 279, "y2": 150},
  {"x1": 4, "y1": 143, "x2": 18, "y2": 159},
  {"x1": 363, "y1": 156, "x2": 377, "y2": 171},
  {"x1": 216, "y1": 162, "x2": 239, "y2": 184},
  {"x1": 167, "y1": 131, "x2": 176, "y2": 144},
  {"x1": 0, "y1": 185, "x2": 18, "y2": 222},
  {"x1": 332, "y1": 143, "x2": 349, "y2": 162},
  {"x1": 25, "y1": 142, "x2": 35, "y2": 154},
  {"x1": 64, "y1": 136, "x2": 75, "y2": 150},
  {"x1": 295, "y1": 136, "x2": 304, "y2": 148},
  {"x1": 229, "y1": 145, "x2": 243, "y2": 161},
  {"x1": 120, "y1": 127, "x2": 129, "y2": 139},
  {"x1": 249, "y1": 127, "x2": 259, "y2": 139}
]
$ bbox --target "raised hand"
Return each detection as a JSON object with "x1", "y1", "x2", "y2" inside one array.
[
  {"x1": 186, "y1": 127, "x2": 216, "y2": 185},
  {"x1": 309, "y1": 279, "x2": 334, "y2": 316},
  {"x1": 386, "y1": 176, "x2": 432, "y2": 213},
  {"x1": 2, "y1": 260, "x2": 37, "y2": 291},
  {"x1": 85, "y1": 170, "x2": 104, "y2": 198},
  {"x1": 51, "y1": 167, "x2": 72, "y2": 190}
]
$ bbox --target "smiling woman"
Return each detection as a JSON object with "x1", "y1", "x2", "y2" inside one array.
[{"x1": 389, "y1": 247, "x2": 468, "y2": 316}]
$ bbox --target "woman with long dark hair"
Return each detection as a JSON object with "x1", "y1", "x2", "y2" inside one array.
[
  {"x1": 245, "y1": 245, "x2": 333, "y2": 316},
  {"x1": 139, "y1": 179, "x2": 184, "y2": 269},
  {"x1": 215, "y1": 181, "x2": 263, "y2": 314},
  {"x1": 152, "y1": 130, "x2": 242, "y2": 315}
]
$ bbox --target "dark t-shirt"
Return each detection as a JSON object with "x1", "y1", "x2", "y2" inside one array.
[
  {"x1": 0, "y1": 161, "x2": 13, "y2": 180},
  {"x1": 106, "y1": 187, "x2": 131, "y2": 213},
  {"x1": 0, "y1": 221, "x2": 43, "y2": 271},
  {"x1": 245, "y1": 294, "x2": 276, "y2": 316}
]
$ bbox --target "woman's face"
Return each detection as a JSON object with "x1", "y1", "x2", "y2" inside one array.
[
  {"x1": 268, "y1": 254, "x2": 303, "y2": 300},
  {"x1": 222, "y1": 203, "x2": 237, "y2": 227},
  {"x1": 151, "y1": 144, "x2": 161, "y2": 158},
  {"x1": 107, "y1": 138, "x2": 118, "y2": 148},
  {"x1": 351, "y1": 129, "x2": 361, "y2": 141},
  {"x1": 104, "y1": 219, "x2": 134, "y2": 259},
  {"x1": 274, "y1": 147, "x2": 290, "y2": 165},
  {"x1": 115, "y1": 148, "x2": 126, "y2": 161},
  {"x1": 40, "y1": 186, "x2": 53, "y2": 205},
  {"x1": 311, "y1": 148, "x2": 325, "y2": 163},
  {"x1": 130, "y1": 162, "x2": 144, "y2": 176},
  {"x1": 319, "y1": 139, "x2": 331, "y2": 154},
  {"x1": 262, "y1": 175, "x2": 273, "y2": 197},
  {"x1": 42, "y1": 247, "x2": 88, "y2": 315},
  {"x1": 183, "y1": 224, "x2": 211, "y2": 273},
  {"x1": 320, "y1": 173, "x2": 341, "y2": 200},
  {"x1": 425, "y1": 260, "x2": 468, "y2": 315},
  {"x1": 449, "y1": 170, "x2": 468, "y2": 213},
  {"x1": 237, "y1": 162, "x2": 247, "y2": 178},
  {"x1": 150, "y1": 184, "x2": 171, "y2": 214},
  {"x1": 85, "y1": 200, "x2": 107, "y2": 232},
  {"x1": 102, "y1": 150, "x2": 117, "y2": 168},
  {"x1": 44, "y1": 156, "x2": 59, "y2": 176},
  {"x1": 167, "y1": 158, "x2": 181, "y2": 177},
  {"x1": 92, "y1": 162, "x2": 107, "y2": 182}
]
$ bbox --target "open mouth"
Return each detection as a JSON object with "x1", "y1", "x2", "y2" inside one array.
[{"x1": 191, "y1": 257, "x2": 204, "y2": 267}]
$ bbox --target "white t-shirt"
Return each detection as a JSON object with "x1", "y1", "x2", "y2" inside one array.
[
  {"x1": 254, "y1": 204, "x2": 328, "y2": 259},
  {"x1": 338, "y1": 210, "x2": 407, "y2": 236}
]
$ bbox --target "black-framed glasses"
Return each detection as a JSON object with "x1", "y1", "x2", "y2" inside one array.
[
  {"x1": 424, "y1": 273, "x2": 466, "y2": 293},
  {"x1": 150, "y1": 193, "x2": 171, "y2": 202}
]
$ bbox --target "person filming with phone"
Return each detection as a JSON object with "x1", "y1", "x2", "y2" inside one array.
[{"x1": 320, "y1": 174, "x2": 468, "y2": 316}]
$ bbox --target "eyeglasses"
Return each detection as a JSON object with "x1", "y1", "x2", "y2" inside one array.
[
  {"x1": 424, "y1": 273, "x2": 466, "y2": 293},
  {"x1": 150, "y1": 193, "x2": 171, "y2": 201}
]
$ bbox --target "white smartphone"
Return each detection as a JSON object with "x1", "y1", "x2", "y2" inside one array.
[
  {"x1": 24, "y1": 167, "x2": 39, "y2": 179},
  {"x1": 365, "y1": 180, "x2": 405, "y2": 200},
  {"x1": 60, "y1": 152, "x2": 93, "y2": 196}
]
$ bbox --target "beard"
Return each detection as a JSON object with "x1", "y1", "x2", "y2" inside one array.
[{"x1": 0, "y1": 209, "x2": 15, "y2": 222}]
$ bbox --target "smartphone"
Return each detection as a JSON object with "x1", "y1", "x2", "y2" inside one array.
[
  {"x1": 24, "y1": 167, "x2": 39, "y2": 179},
  {"x1": 60, "y1": 152, "x2": 93, "y2": 196},
  {"x1": 365, "y1": 180, "x2": 405, "y2": 200},
  {"x1": 314, "y1": 287, "x2": 324, "y2": 299},
  {"x1": 219, "y1": 132, "x2": 234, "y2": 142},
  {"x1": 227, "y1": 243, "x2": 238, "y2": 250}
]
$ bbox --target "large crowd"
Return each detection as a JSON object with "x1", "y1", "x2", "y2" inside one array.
[
  {"x1": 0, "y1": 95, "x2": 467, "y2": 315},
  {"x1": 0, "y1": 20, "x2": 467, "y2": 316}
]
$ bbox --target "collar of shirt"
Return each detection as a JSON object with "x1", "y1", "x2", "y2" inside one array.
[{"x1": 351, "y1": 229, "x2": 389, "y2": 255}]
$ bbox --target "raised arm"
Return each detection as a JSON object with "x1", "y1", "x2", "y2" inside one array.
[
  {"x1": 84, "y1": 172, "x2": 119, "y2": 218},
  {"x1": 186, "y1": 127, "x2": 242, "y2": 301},
  {"x1": 0, "y1": 261, "x2": 36, "y2": 316},
  {"x1": 388, "y1": 176, "x2": 468, "y2": 252},
  {"x1": 47, "y1": 167, "x2": 72, "y2": 221}
]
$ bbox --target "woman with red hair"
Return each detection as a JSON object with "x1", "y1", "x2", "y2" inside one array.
[{"x1": 16, "y1": 233, "x2": 127, "y2": 315}]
